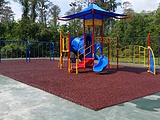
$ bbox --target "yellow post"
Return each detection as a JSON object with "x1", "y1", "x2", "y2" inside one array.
[
  {"x1": 144, "y1": 48, "x2": 146, "y2": 66},
  {"x1": 62, "y1": 38, "x2": 64, "y2": 51},
  {"x1": 66, "y1": 37, "x2": 69, "y2": 51},
  {"x1": 59, "y1": 29, "x2": 63, "y2": 69},
  {"x1": 68, "y1": 59, "x2": 70, "y2": 73},
  {"x1": 139, "y1": 46, "x2": 141, "y2": 64},
  {"x1": 124, "y1": 46, "x2": 126, "y2": 63},
  {"x1": 76, "y1": 59, "x2": 78, "y2": 74}
]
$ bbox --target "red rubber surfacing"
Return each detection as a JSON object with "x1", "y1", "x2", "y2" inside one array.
[{"x1": 0, "y1": 59, "x2": 160, "y2": 111}]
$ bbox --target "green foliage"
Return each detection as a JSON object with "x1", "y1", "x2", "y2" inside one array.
[
  {"x1": 1, "y1": 42, "x2": 26, "y2": 58},
  {"x1": 0, "y1": 0, "x2": 160, "y2": 59},
  {"x1": 109, "y1": 10, "x2": 160, "y2": 59},
  {"x1": 0, "y1": 23, "x2": 6, "y2": 38}
]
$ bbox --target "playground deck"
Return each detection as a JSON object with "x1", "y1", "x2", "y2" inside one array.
[{"x1": 0, "y1": 59, "x2": 160, "y2": 111}]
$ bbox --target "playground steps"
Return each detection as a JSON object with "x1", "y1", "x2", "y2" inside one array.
[{"x1": 72, "y1": 58, "x2": 93, "y2": 69}]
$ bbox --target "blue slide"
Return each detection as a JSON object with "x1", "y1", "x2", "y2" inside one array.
[
  {"x1": 70, "y1": 34, "x2": 108, "y2": 72},
  {"x1": 93, "y1": 55, "x2": 108, "y2": 72},
  {"x1": 70, "y1": 34, "x2": 93, "y2": 59},
  {"x1": 70, "y1": 34, "x2": 103, "y2": 59}
]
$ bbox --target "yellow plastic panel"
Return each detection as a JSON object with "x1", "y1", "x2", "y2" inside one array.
[{"x1": 85, "y1": 19, "x2": 102, "y2": 26}]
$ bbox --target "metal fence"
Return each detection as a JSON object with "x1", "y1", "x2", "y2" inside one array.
[{"x1": 0, "y1": 40, "x2": 54, "y2": 63}]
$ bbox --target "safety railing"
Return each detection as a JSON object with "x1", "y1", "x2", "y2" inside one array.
[
  {"x1": 75, "y1": 44, "x2": 94, "y2": 74},
  {"x1": 77, "y1": 45, "x2": 86, "y2": 61}
]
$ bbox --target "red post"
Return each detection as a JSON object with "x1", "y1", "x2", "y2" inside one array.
[
  {"x1": 67, "y1": 33, "x2": 70, "y2": 59},
  {"x1": 83, "y1": 17, "x2": 86, "y2": 69},
  {"x1": 148, "y1": 33, "x2": 150, "y2": 68},
  {"x1": 116, "y1": 37, "x2": 119, "y2": 69},
  {"x1": 101, "y1": 17, "x2": 104, "y2": 55},
  {"x1": 83, "y1": 17, "x2": 86, "y2": 58},
  {"x1": 92, "y1": 8, "x2": 95, "y2": 67}
]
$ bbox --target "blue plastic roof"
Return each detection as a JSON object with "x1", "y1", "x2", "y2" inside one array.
[{"x1": 59, "y1": 3, "x2": 128, "y2": 20}]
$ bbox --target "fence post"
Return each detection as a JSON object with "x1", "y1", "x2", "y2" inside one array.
[
  {"x1": 0, "y1": 46, "x2": 1, "y2": 63},
  {"x1": 26, "y1": 41, "x2": 30, "y2": 62},
  {"x1": 158, "y1": 37, "x2": 160, "y2": 65},
  {"x1": 50, "y1": 42, "x2": 54, "y2": 61}
]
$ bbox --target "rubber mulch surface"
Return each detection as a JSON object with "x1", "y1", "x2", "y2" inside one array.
[{"x1": 0, "y1": 59, "x2": 160, "y2": 111}]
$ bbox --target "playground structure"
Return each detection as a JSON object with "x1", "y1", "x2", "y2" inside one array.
[
  {"x1": 59, "y1": 31, "x2": 156, "y2": 75},
  {"x1": 0, "y1": 40, "x2": 54, "y2": 63},
  {"x1": 58, "y1": 2, "x2": 129, "y2": 74},
  {"x1": 58, "y1": 30, "x2": 107, "y2": 73},
  {"x1": 58, "y1": 2, "x2": 156, "y2": 75}
]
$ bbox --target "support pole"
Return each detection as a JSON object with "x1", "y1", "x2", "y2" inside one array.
[
  {"x1": 26, "y1": 41, "x2": 30, "y2": 62},
  {"x1": 148, "y1": 33, "x2": 150, "y2": 69},
  {"x1": 101, "y1": 17, "x2": 104, "y2": 55},
  {"x1": 0, "y1": 46, "x2": 1, "y2": 63},
  {"x1": 59, "y1": 30, "x2": 63, "y2": 69},
  {"x1": 158, "y1": 37, "x2": 160, "y2": 65},
  {"x1": 92, "y1": 9, "x2": 95, "y2": 67},
  {"x1": 42, "y1": 42, "x2": 43, "y2": 57},
  {"x1": 67, "y1": 34, "x2": 71, "y2": 73},
  {"x1": 76, "y1": 59, "x2": 78, "y2": 74},
  {"x1": 83, "y1": 17, "x2": 86, "y2": 68},
  {"x1": 108, "y1": 38, "x2": 110, "y2": 68},
  {"x1": 50, "y1": 42, "x2": 54, "y2": 61},
  {"x1": 116, "y1": 37, "x2": 119, "y2": 69}
]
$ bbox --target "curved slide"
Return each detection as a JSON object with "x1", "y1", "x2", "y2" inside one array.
[
  {"x1": 71, "y1": 34, "x2": 93, "y2": 58},
  {"x1": 93, "y1": 55, "x2": 108, "y2": 72},
  {"x1": 70, "y1": 35, "x2": 108, "y2": 72},
  {"x1": 70, "y1": 35, "x2": 103, "y2": 59},
  {"x1": 94, "y1": 43, "x2": 102, "y2": 60}
]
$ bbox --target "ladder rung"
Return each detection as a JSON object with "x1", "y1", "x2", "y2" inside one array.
[
  {"x1": 139, "y1": 52, "x2": 144, "y2": 54},
  {"x1": 62, "y1": 50, "x2": 69, "y2": 52}
]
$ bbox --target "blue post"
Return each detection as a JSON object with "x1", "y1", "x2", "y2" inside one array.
[
  {"x1": 50, "y1": 42, "x2": 54, "y2": 61},
  {"x1": 0, "y1": 42, "x2": 2, "y2": 63},
  {"x1": 26, "y1": 41, "x2": 30, "y2": 62},
  {"x1": 158, "y1": 37, "x2": 160, "y2": 65},
  {"x1": 0, "y1": 47, "x2": 1, "y2": 63}
]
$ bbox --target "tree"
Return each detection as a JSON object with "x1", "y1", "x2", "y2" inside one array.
[
  {"x1": 13, "y1": 0, "x2": 30, "y2": 19},
  {"x1": 64, "y1": 1, "x2": 83, "y2": 36},
  {"x1": 95, "y1": 0, "x2": 121, "y2": 12},
  {"x1": 37, "y1": 0, "x2": 53, "y2": 26},
  {"x1": 153, "y1": 4, "x2": 160, "y2": 35},
  {"x1": 0, "y1": 0, "x2": 9, "y2": 18},
  {"x1": 30, "y1": 0, "x2": 39, "y2": 23},
  {"x1": 0, "y1": 1, "x2": 15, "y2": 40},
  {"x1": 94, "y1": 0, "x2": 121, "y2": 36},
  {"x1": 15, "y1": 18, "x2": 31, "y2": 40},
  {"x1": 0, "y1": 6, "x2": 14, "y2": 24},
  {"x1": 0, "y1": 23, "x2": 6, "y2": 39},
  {"x1": 0, "y1": 0, "x2": 8, "y2": 14},
  {"x1": 121, "y1": 1, "x2": 132, "y2": 13},
  {"x1": 49, "y1": 5, "x2": 61, "y2": 28}
]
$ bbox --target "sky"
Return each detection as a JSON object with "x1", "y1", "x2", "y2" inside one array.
[{"x1": 9, "y1": 0, "x2": 160, "y2": 21}]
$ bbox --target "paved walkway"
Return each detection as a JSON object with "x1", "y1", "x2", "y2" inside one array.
[{"x1": 0, "y1": 75, "x2": 160, "y2": 120}]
